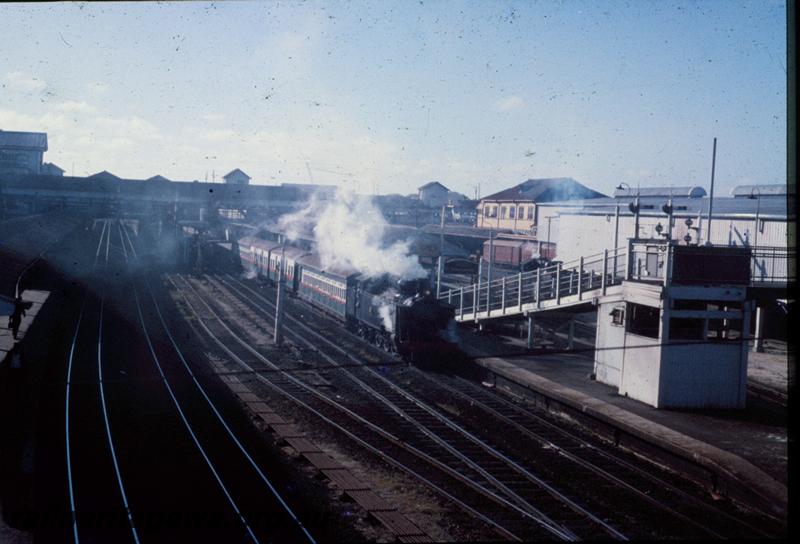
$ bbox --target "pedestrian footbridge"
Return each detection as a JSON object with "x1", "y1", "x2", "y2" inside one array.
[{"x1": 438, "y1": 240, "x2": 793, "y2": 323}]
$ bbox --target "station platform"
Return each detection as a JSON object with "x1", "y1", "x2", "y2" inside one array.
[
  {"x1": 0, "y1": 290, "x2": 50, "y2": 366},
  {"x1": 1, "y1": 289, "x2": 49, "y2": 544},
  {"x1": 458, "y1": 328, "x2": 789, "y2": 521}
]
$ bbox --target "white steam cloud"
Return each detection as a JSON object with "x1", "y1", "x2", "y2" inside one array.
[
  {"x1": 278, "y1": 187, "x2": 426, "y2": 280},
  {"x1": 377, "y1": 301, "x2": 395, "y2": 333}
]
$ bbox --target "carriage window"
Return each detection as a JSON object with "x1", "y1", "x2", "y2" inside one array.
[{"x1": 509, "y1": 206, "x2": 516, "y2": 219}]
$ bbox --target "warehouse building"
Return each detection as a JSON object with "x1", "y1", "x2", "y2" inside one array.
[{"x1": 535, "y1": 184, "x2": 792, "y2": 263}]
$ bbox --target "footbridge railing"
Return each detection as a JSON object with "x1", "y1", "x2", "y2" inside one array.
[
  {"x1": 439, "y1": 247, "x2": 629, "y2": 321},
  {"x1": 439, "y1": 241, "x2": 794, "y2": 322},
  {"x1": 750, "y1": 246, "x2": 795, "y2": 288}
]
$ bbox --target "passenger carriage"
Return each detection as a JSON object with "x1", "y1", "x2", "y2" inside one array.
[{"x1": 295, "y1": 253, "x2": 360, "y2": 320}]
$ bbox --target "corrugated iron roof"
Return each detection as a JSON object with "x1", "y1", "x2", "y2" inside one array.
[
  {"x1": 730, "y1": 184, "x2": 792, "y2": 197},
  {"x1": 0, "y1": 130, "x2": 48, "y2": 151},
  {"x1": 554, "y1": 195, "x2": 792, "y2": 220},
  {"x1": 482, "y1": 177, "x2": 606, "y2": 202},
  {"x1": 612, "y1": 186, "x2": 706, "y2": 198}
]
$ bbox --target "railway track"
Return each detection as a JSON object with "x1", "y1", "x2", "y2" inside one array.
[
  {"x1": 170, "y1": 273, "x2": 596, "y2": 541},
  {"x1": 54, "y1": 221, "x2": 324, "y2": 542},
  {"x1": 119, "y1": 223, "x2": 317, "y2": 543},
  {"x1": 188, "y1": 272, "x2": 781, "y2": 540},
  {"x1": 62, "y1": 218, "x2": 141, "y2": 543}
]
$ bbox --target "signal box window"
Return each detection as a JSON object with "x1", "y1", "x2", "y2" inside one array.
[
  {"x1": 669, "y1": 318, "x2": 704, "y2": 340},
  {"x1": 626, "y1": 303, "x2": 659, "y2": 339}
]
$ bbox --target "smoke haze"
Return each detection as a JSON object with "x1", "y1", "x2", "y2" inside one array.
[{"x1": 278, "y1": 187, "x2": 426, "y2": 280}]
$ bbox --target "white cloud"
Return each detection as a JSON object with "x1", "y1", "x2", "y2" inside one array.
[
  {"x1": 1, "y1": 100, "x2": 494, "y2": 195},
  {"x1": 52, "y1": 100, "x2": 97, "y2": 114},
  {"x1": 201, "y1": 112, "x2": 227, "y2": 123},
  {"x1": 85, "y1": 81, "x2": 110, "y2": 95},
  {"x1": 3, "y1": 71, "x2": 46, "y2": 93},
  {"x1": 494, "y1": 95, "x2": 526, "y2": 112}
]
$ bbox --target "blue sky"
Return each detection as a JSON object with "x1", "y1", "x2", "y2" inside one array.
[{"x1": 0, "y1": 1, "x2": 786, "y2": 197}]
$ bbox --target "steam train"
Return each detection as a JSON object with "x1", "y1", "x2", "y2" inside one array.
[{"x1": 238, "y1": 236, "x2": 458, "y2": 364}]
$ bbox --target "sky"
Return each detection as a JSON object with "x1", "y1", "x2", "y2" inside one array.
[{"x1": 0, "y1": 1, "x2": 787, "y2": 198}]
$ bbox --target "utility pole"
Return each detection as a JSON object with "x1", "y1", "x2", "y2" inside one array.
[
  {"x1": 274, "y1": 243, "x2": 286, "y2": 345},
  {"x1": 613, "y1": 203, "x2": 620, "y2": 274},
  {"x1": 436, "y1": 204, "x2": 446, "y2": 298},
  {"x1": 706, "y1": 137, "x2": 717, "y2": 245},
  {"x1": 662, "y1": 196, "x2": 674, "y2": 239},
  {"x1": 750, "y1": 187, "x2": 761, "y2": 250},
  {"x1": 486, "y1": 230, "x2": 494, "y2": 311}
]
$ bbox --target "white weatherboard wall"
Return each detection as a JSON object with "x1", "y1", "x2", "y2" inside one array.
[
  {"x1": 593, "y1": 280, "x2": 750, "y2": 409},
  {"x1": 617, "y1": 330, "x2": 662, "y2": 407},
  {"x1": 555, "y1": 213, "x2": 788, "y2": 263},
  {"x1": 593, "y1": 298, "x2": 626, "y2": 387}
]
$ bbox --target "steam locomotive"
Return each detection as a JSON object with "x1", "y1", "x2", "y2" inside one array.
[{"x1": 238, "y1": 236, "x2": 458, "y2": 364}]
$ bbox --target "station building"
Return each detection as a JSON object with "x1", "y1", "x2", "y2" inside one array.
[
  {"x1": 0, "y1": 130, "x2": 48, "y2": 176},
  {"x1": 475, "y1": 178, "x2": 606, "y2": 236}
]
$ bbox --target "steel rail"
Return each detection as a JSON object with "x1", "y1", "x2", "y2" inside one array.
[
  {"x1": 168, "y1": 274, "x2": 559, "y2": 542},
  {"x1": 211, "y1": 277, "x2": 597, "y2": 530},
  {"x1": 96, "y1": 220, "x2": 140, "y2": 543},
  {"x1": 205, "y1": 276, "x2": 578, "y2": 537},
  {"x1": 281, "y1": 285, "x2": 770, "y2": 538},
  {"x1": 117, "y1": 221, "x2": 259, "y2": 542},
  {"x1": 445, "y1": 375, "x2": 777, "y2": 539},
  {"x1": 64, "y1": 218, "x2": 110, "y2": 543},
  {"x1": 211, "y1": 274, "x2": 626, "y2": 540},
  {"x1": 119, "y1": 222, "x2": 315, "y2": 544},
  {"x1": 432, "y1": 375, "x2": 723, "y2": 537},
  {"x1": 216, "y1": 275, "x2": 630, "y2": 539}
]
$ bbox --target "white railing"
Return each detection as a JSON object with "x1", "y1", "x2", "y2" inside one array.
[
  {"x1": 441, "y1": 247, "x2": 628, "y2": 320},
  {"x1": 440, "y1": 243, "x2": 793, "y2": 321},
  {"x1": 750, "y1": 246, "x2": 795, "y2": 286}
]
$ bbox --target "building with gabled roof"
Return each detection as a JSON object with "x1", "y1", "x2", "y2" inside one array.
[
  {"x1": 87, "y1": 170, "x2": 122, "y2": 181},
  {"x1": 417, "y1": 180, "x2": 450, "y2": 207},
  {"x1": 476, "y1": 177, "x2": 606, "y2": 234},
  {"x1": 223, "y1": 168, "x2": 251, "y2": 185},
  {"x1": 146, "y1": 174, "x2": 171, "y2": 182},
  {"x1": 41, "y1": 162, "x2": 65, "y2": 177},
  {"x1": 0, "y1": 130, "x2": 48, "y2": 176}
]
